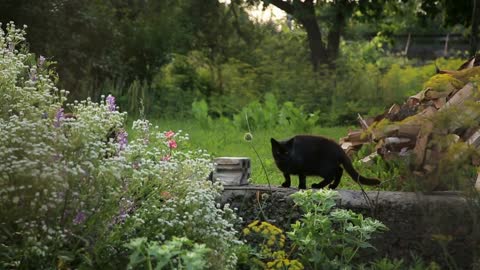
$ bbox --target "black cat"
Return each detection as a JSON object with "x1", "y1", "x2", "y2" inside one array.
[{"x1": 271, "y1": 135, "x2": 380, "y2": 189}]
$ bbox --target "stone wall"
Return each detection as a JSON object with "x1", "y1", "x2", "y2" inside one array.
[{"x1": 221, "y1": 185, "x2": 479, "y2": 269}]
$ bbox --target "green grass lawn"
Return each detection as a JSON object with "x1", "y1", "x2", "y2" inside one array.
[{"x1": 129, "y1": 118, "x2": 394, "y2": 190}]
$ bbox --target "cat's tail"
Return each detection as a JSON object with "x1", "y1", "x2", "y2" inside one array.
[{"x1": 340, "y1": 153, "x2": 380, "y2": 186}]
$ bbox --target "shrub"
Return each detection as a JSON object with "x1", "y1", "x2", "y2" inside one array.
[
  {"x1": 191, "y1": 99, "x2": 212, "y2": 128},
  {"x1": 288, "y1": 189, "x2": 387, "y2": 269},
  {"x1": 232, "y1": 93, "x2": 319, "y2": 132},
  {"x1": 0, "y1": 22, "x2": 240, "y2": 269},
  {"x1": 125, "y1": 237, "x2": 210, "y2": 270}
]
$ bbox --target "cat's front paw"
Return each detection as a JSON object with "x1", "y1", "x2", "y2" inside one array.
[{"x1": 281, "y1": 182, "x2": 291, "y2": 188}]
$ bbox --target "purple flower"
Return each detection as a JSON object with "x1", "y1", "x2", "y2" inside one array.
[
  {"x1": 117, "y1": 129, "x2": 128, "y2": 151},
  {"x1": 38, "y1": 55, "x2": 46, "y2": 66},
  {"x1": 117, "y1": 209, "x2": 128, "y2": 223},
  {"x1": 54, "y1": 108, "x2": 64, "y2": 128},
  {"x1": 73, "y1": 211, "x2": 86, "y2": 225},
  {"x1": 106, "y1": 95, "x2": 116, "y2": 111},
  {"x1": 112, "y1": 198, "x2": 134, "y2": 224}
]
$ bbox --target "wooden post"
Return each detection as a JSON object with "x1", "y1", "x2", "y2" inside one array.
[
  {"x1": 443, "y1": 33, "x2": 450, "y2": 56},
  {"x1": 404, "y1": 33, "x2": 411, "y2": 57},
  {"x1": 213, "y1": 157, "x2": 251, "y2": 186}
]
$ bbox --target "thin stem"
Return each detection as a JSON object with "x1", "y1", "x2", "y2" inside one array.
[
  {"x1": 250, "y1": 144, "x2": 272, "y2": 193},
  {"x1": 244, "y1": 112, "x2": 272, "y2": 193}
]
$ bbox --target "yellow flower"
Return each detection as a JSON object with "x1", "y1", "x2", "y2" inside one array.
[
  {"x1": 243, "y1": 228, "x2": 251, "y2": 236},
  {"x1": 266, "y1": 261, "x2": 276, "y2": 269},
  {"x1": 248, "y1": 220, "x2": 260, "y2": 228},
  {"x1": 272, "y1": 250, "x2": 286, "y2": 259},
  {"x1": 289, "y1": 260, "x2": 304, "y2": 270}
]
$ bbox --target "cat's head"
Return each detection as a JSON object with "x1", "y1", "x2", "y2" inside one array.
[{"x1": 270, "y1": 137, "x2": 293, "y2": 163}]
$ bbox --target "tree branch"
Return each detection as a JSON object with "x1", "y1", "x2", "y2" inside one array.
[{"x1": 266, "y1": 0, "x2": 294, "y2": 15}]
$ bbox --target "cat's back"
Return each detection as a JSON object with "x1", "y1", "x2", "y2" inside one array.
[{"x1": 292, "y1": 135, "x2": 342, "y2": 156}]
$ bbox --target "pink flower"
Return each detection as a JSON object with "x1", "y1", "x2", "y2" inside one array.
[
  {"x1": 160, "y1": 191, "x2": 172, "y2": 199},
  {"x1": 161, "y1": 154, "x2": 171, "y2": 161},
  {"x1": 165, "y1": 130, "x2": 175, "y2": 139},
  {"x1": 168, "y1": 139, "x2": 177, "y2": 149}
]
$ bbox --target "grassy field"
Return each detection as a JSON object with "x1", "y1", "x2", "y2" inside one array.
[{"x1": 130, "y1": 118, "x2": 396, "y2": 190}]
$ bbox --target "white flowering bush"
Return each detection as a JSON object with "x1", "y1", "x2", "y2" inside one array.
[{"x1": 0, "y1": 22, "x2": 240, "y2": 269}]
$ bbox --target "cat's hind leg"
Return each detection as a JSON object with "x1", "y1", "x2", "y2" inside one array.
[
  {"x1": 281, "y1": 173, "x2": 291, "y2": 188},
  {"x1": 311, "y1": 177, "x2": 334, "y2": 189},
  {"x1": 328, "y1": 167, "x2": 343, "y2": 189}
]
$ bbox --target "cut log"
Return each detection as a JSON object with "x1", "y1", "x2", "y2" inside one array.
[
  {"x1": 341, "y1": 142, "x2": 353, "y2": 152},
  {"x1": 433, "y1": 97, "x2": 447, "y2": 109},
  {"x1": 396, "y1": 124, "x2": 422, "y2": 139},
  {"x1": 467, "y1": 127, "x2": 480, "y2": 147},
  {"x1": 357, "y1": 113, "x2": 369, "y2": 130},
  {"x1": 373, "y1": 106, "x2": 435, "y2": 142},
  {"x1": 384, "y1": 137, "x2": 411, "y2": 145},
  {"x1": 387, "y1": 104, "x2": 401, "y2": 117},
  {"x1": 424, "y1": 89, "x2": 453, "y2": 100},
  {"x1": 413, "y1": 121, "x2": 434, "y2": 168},
  {"x1": 425, "y1": 149, "x2": 442, "y2": 165},
  {"x1": 441, "y1": 83, "x2": 475, "y2": 110},
  {"x1": 341, "y1": 141, "x2": 364, "y2": 157},
  {"x1": 439, "y1": 83, "x2": 480, "y2": 132},
  {"x1": 360, "y1": 152, "x2": 379, "y2": 165},
  {"x1": 383, "y1": 136, "x2": 415, "y2": 152},
  {"x1": 346, "y1": 130, "x2": 369, "y2": 143},
  {"x1": 387, "y1": 102, "x2": 418, "y2": 121}
]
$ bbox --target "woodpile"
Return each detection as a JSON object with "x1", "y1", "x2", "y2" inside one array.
[{"x1": 340, "y1": 56, "x2": 480, "y2": 190}]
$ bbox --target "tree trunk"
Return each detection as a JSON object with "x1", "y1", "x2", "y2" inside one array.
[
  {"x1": 268, "y1": 0, "x2": 330, "y2": 70},
  {"x1": 301, "y1": 15, "x2": 329, "y2": 70},
  {"x1": 326, "y1": 2, "x2": 346, "y2": 68},
  {"x1": 297, "y1": 0, "x2": 329, "y2": 70}
]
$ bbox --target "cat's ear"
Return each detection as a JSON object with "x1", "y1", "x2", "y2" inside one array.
[
  {"x1": 270, "y1": 138, "x2": 279, "y2": 146},
  {"x1": 285, "y1": 137, "x2": 294, "y2": 147},
  {"x1": 271, "y1": 138, "x2": 284, "y2": 150}
]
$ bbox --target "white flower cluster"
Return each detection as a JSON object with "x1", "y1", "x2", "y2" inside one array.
[
  {"x1": 0, "y1": 23, "x2": 240, "y2": 269},
  {"x1": 0, "y1": 22, "x2": 67, "y2": 120}
]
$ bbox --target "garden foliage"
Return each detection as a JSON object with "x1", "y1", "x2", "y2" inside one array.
[
  {"x1": 0, "y1": 23, "x2": 240, "y2": 269},
  {"x1": 289, "y1": 190, "x2": 388, "y2": 269},
  {"x1": 238, "y1": 190, "x2": 388, "y2": 270},
  {"x1": 240, "y1": 221, "x2": 303, "y2": 270}
]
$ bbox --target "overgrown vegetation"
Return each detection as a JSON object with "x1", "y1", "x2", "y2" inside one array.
[
  {"x1": 0, "y1": 24, "x2": 240, "y2": 269},
  {"x1": 0, "y1": 0, "x2": 474, "y2": 125},
  {"x1": 0, "y1": 25, "x2": 420, "y2": 269},
  {"x1": 2, "y1": 0, "x2": 480, "y2": 267}
]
